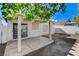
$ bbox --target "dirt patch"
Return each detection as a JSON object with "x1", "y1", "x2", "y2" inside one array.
[
  {"x1": 28, "y1": 33, "x2": 76, "y2": 56},
  {"x1": 0, "y1": 43, "x2": 7, "y2": 56}
]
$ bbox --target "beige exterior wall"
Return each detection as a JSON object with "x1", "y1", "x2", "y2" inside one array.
[
  {"x1": 29, "y1": 22, "x2": 49, "y2": 37},
  {"x1": 6, "y1": 20, "x2": 50, "y2": 42},
  {"x1": 0, "y1": 20, "x2": 54, "y2": 43},
  {"x1": 7, "y1": 21, "x2": 13, "y2": 42}
]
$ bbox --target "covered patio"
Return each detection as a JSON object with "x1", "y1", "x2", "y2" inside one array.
[{"x1": 4, "y1": 36, "x2": 54, "y2": 56}]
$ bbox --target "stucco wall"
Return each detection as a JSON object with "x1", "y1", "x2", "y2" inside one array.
[
  {"x1": 0, "y1": 20, "x2": 8, "y2": 44},
  {"x1": 28, "y1": 22, "x2": 41, "y2": 37},
  {"x1": 2, "y1": 26, "x2": 8, "y2": 43},
  {"x1": 7, "y1": 21, "x2": 13, "y2": 41},
  {"x1": 3, "y1": 20, "x2": 53, "y2": 43},
  {"x1": 0, "y1": 19, "x2": 54, "y2": 44},
  {"x1": 40, "y1": 23, "x2": 49, "y2": 35},
  {"x1": 28, "y1": 22, "x2": 50, "y2": 37}
]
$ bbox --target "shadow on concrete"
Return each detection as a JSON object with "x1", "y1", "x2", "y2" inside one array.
[{"x1": 26, "y1": 33, "x2": 76, "y2": 56}]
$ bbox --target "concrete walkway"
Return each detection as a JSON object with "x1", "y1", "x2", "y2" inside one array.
[{"x1": 4, "y1": 36, "x2": 54, "y2": 56}]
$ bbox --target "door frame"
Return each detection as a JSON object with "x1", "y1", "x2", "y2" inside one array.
[{"x1": 13, "y1": 23, "x2": 28, "y2": 40}]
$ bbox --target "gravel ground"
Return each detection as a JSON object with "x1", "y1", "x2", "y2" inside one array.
[
  {"x1": 27, "y1": 33, "x2": 76, "y2": 56},
  {"x1": 0, "y1": 43, "x2": 7, "y2": 56}
]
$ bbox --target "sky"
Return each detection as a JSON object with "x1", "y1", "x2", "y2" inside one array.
[
  {"x1": 0, "y1": 3, "x2": 79, "y2": 21},
  {"x1": 51, "y1": 3, "x2": 79, "y2": 21}
]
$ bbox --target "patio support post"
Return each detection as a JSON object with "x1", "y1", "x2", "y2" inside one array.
[
  {"x1": 17, "y1": 15, "x2": 22, "y2": 52},
  {"x1": 49, "y1": 22, "x2": 52, "y2": 40}
]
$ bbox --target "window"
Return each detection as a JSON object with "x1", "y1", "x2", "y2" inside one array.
[
  {"x1": 32, "y1": 22, "x2": 39, "y2": 30},
  {"x1": 43, "y1": 24, "x2": 48, "y2": 32}
]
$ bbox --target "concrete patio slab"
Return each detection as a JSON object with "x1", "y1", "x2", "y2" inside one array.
[
  {"x1": 4, "y1": 36, "x2": 54, "y2": 56},
  {"x1": 25, "y1": 37, "x2": 53, "y2": 51},
  {"x1": 4, "y1": 40, "x2": 32, "y2": 56}
]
